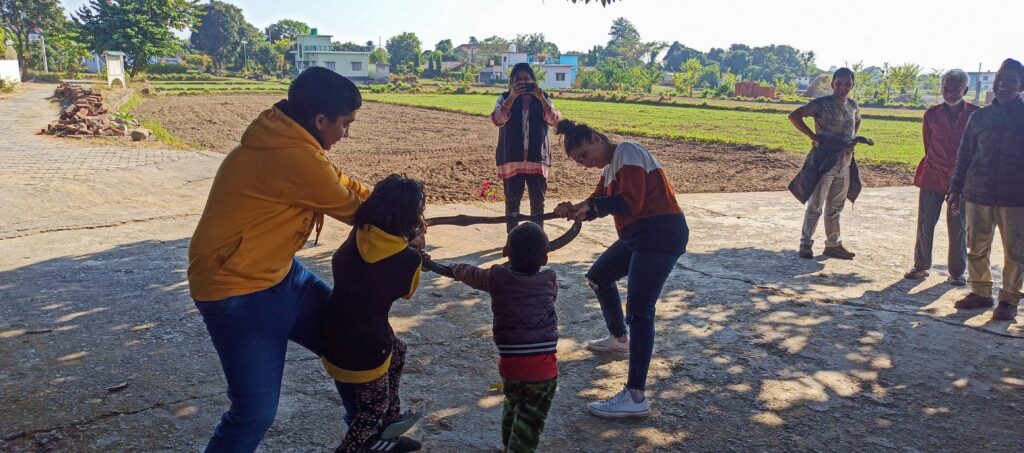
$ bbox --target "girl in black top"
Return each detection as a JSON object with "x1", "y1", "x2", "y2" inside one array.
[{"x1": 319, "y1": 175, "x2": 427, "y2": 453}]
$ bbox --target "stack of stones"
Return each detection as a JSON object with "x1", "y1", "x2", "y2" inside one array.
[{"x1": 43, "y1": 84, "x2": 149, "y2": 141}]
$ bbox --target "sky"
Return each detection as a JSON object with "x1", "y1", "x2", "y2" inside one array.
[{"x1": 59, "y1": 0, "x2": 1020, "y2": 72}]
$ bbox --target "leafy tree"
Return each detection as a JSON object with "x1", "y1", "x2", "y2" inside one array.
[
  {"x1": 435, "y1": 38, "x2": 453, "y2": 56},
  {"x1": 48, "y1": 21, "x2": 91, "y2": 77},
  {"x1": 697, "y1": 63, "x2": 721, "y2": 88},
  {"x1": 888, "y1": 62, "x2": 921, "y2": 95},
  {"x1": 0, "y1": 0, "x2": 65, "y2": 78},
  {"x1": 576, "y1": 68, "x2": 606, "y2": 89},
  {"x1": 457, "y1": 63, "x2": 479, "y2": 82},
  {"x1": 333, "y1": 41, "x2": 368, "y2": 51},
  {"x1": 477, "y1": 35, "x2": 509, "y2": 66},
  {"x1": 721, "y1": 49, "x2": 750, "y2": 75},
  {"x1": 605, "y1": 17, "x2": 642, "y2": 62},
  {"x1": 369, "y1": 47, "x2": 388, "y2": 64},
  {"x1": 513, "y1": 33, "x2": 558, "y2": 56},
  {"x1": 715, "y1": 71, "x2": 738, "y2": 97},
  {"x1": 75, "y1": 0, "x2": 201, "y2": 77},
  {"x1": 663, "y1": 41, "x2": 702, "y2": 71},
  {"x1": 584, "y1": 45, "x2": 604, "y2": 66},
  {"x1": 264, "y1": 19, "x2": 308, "y2": 43},
  {"x1": 365, "y1": 40, "x2": 375, "y2": 51},
  {"x1": 185, "y1": 52, "x2": 212, "y2": 72},
  {"x1": 386, "y1": 31, "x2": 421, "y2": 74},
  {"x1": 532, "y1": 63, "x2": 546, "y2": 83},
  {"x1": 189, "y1": 0, "x2": 245, "y2": 70},
  {"x1": 673, "y1": 57, "x2": 701, "y2": 96}
]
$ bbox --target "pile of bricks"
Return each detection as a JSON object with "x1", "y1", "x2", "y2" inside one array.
[{"x1": 43, "y1": 84, "x2": 134, "y2": 138}]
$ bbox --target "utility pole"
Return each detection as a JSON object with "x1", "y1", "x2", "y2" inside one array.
[
  {"x1": 975, "y1": 62, "x2": 982, "y2": 104},
  {"x1": 40, "y1": 33, "x2": 48, "y2": 73},
  {"x1": 241, "y1": 40, "x2": 248, "y2": 68}
]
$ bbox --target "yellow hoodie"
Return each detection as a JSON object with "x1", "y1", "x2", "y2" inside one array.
[{"x1": 187, "y1": 106, "x2": 370, "y2": 301}]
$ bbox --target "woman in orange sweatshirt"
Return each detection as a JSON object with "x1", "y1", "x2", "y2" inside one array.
[{"x1": 187, "y1": 67, "x2": 372, "y2": 452}]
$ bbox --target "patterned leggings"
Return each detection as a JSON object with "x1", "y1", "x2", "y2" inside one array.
[
  {"x1": 502, "y1": 378, "x2": 557, "y2": 453},
  {"x1": 336, "y1": 338, "x2": 407, "y2": 453}
]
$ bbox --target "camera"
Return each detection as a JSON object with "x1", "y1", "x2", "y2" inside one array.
[{"x1": 522, "y1": 82, "x2": 537, "y2": 93}]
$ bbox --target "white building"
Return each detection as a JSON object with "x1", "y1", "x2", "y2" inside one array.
[
  {"x1": 969, "y1": 71, "x2": 997, "y2": 93},
  {"x1": 291, "y1": 32, "x2": 372, "y2": 81},
  {"x1": 499, "y1": 43, "x2": 529, "y2": 77},
  {"x1": 539, "y1": 64, "x2": 573, "y2": 90}
]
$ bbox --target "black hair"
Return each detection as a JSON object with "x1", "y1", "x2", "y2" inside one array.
[
  {"x1": 832, "y1": 67, "x2": 855, "y2": 83},
  {"x1": 506, "y1": 222, "x2": 548, "y2": 274},
  {"x1": 354, "y1": 174, "x2": 425, "y2": 241},
  {"x1": 555, "y1": 118, "x2": 609, "y2": 152},
  {"x1": 288, "y1": 66, "x2": 362, "y2": 126},
  {"x1": 509, "y1": 62, "x2": 536, "y2": 88},
  {"x1": 999, "y1": 58, "x2": 1024, "y2": 83}
]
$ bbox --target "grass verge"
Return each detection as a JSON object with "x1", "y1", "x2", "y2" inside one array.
[{"x1": 119, "y1": 93, "x2": 189, "y2": 149}]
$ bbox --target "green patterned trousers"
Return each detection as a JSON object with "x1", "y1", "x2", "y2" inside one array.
[{"x1": 501, "y1": 377, "x2": 557, "y2": 453}]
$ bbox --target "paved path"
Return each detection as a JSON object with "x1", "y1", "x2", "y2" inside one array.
[
  {"x1": 0, "y1": 85, "x2": 1020, "y2": 452},
  {"x1": 0, "y1": 84, "x2": 187, "y2": 185},
  {"x1": 0, "y1": 84, "x2": 222, "y2": 240}
]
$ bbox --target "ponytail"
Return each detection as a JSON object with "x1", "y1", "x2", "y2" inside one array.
[{"x1": 555, "y1": 119, "x2": 609, "y2": 152}]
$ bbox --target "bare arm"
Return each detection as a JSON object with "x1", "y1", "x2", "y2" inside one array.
[{"x1": 788, "y1": 102, "x2": 820, "y2": 147}]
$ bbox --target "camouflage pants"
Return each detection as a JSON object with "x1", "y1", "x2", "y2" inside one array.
[{"x1": 501, "y1": 377, "x2": 557, "y2": 453}]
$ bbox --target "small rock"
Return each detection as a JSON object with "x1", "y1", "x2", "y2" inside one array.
[{"x1": 130, "y1": 128, "x2": 151, "y2": 141}]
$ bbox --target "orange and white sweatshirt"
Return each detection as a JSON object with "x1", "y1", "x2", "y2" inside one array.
[{"x1": 587, "y1": 141, "x2": 687, "y2": 254}]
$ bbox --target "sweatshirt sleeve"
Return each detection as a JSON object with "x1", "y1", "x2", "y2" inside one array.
[
  {"x1": 287, "y1": 151, "x2": 371, "y2": 223},
  {"x1": 451, "y1": 263, "x2": 492, "y2": 292},
  {"x1": 492, "y1": 94, "x2": 511, "y2": 126},
  {"x1": 948, "y1": 114, "x2": 978, "y2": 194},
  {"x1": 588, "y1": 165, "x2": 647, "y2": 218}
]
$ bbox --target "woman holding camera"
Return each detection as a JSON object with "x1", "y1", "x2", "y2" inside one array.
[{"x1": 491, "y1": 62, "x2": 561, "y2": 233}]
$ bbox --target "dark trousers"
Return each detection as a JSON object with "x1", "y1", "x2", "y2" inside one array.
[
  {"x1": 195, "y1": 258, "x2": 351, "y2": 453},
  {"x1": 586, "y1": 240, "x2": 683, "y2": 391},
  {"x1": 503, "y1": 173, "x2": 547, "y2": 233},
  {"x1": 913, "y1": 189, "x2": 967, "y2": 278},
  {"x1": 336, "y1": 338, "x2": 407, "y2": 453},
  {"x1": 501, "y1": 378, "x2": 557, "y2": 453}
]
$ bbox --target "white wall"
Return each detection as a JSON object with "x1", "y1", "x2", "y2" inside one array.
[
  {"x1": 540, "y1": 65, "x2": 572, "y2": 89},
  {"x1": 0, "y1": 60, "x2": 20, "y2": 84},
  {"x1": 309, "y1": 53, "x2": 370, "y2": 78}
]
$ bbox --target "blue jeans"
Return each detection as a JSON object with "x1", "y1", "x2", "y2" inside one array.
[
  {"x1": 586, "y1": 240, "x2": 684, "y2": 391},
  {"x1": 195, "y1": 258, "x2": 354, "y2": 453},
  {"x1": 913, "y1": 189, "x2": 967, "y2": 277}
]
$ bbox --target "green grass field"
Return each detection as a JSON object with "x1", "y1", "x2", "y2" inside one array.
[
  {"x1": 149, "y1": 79, "x2": 289, "y2": 95},
  {"x1": 363, "y1": 93, "x2": 924, "y2": 167}
]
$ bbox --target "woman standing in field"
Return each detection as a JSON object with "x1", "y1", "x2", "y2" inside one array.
[
  {"x1": 553, "y1": 119, "x2": 688, "y2": 419},
  {"x1": 492, "y1": 62, "x2": 561, "y2": 233}
]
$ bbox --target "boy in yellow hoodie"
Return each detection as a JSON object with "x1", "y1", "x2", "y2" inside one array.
[{"x1": 188, "y1": 67, "x2": 371, "y2": 452}]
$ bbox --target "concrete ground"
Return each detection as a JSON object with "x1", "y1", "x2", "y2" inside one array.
[{"x1": 1, "y1": 84, "x2": 1021, "y2": 452}]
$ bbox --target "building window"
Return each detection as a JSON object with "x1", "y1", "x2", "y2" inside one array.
[
  {"x1": 556, "y1": 72, "x2": 566, "y2": 81},
  {"x1": 983, "y1": 76, "x2": 990, "y2": 81},
  {"x1": 351, "y1": 62, "x2": 363, "y2": 72},
  {"x1": 325, "y1": 61, "x2": 336, "y2": 71}
]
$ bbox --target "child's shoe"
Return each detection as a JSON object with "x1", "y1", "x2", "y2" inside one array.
[
  {"x1": 380, "y1": 410, "x2": 422, "y2": 439},
  {"x1": 587, "y1": 387, "x2": 650, "y2": 418},
  {"x1": 586, "y1": 334, "x2": 629, "y2": 354},
  {"x1": 349, "y1": 434, "x2": 421, "y2": 453}
]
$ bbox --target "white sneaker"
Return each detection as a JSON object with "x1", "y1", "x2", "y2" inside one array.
[
  {"x1": 588, "y1": 388, "x2": 650, "y2": 418},
  {"x1": 586, "y1": 334, "x2": 629, "y2": 354}
]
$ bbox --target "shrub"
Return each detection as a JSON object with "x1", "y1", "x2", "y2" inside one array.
[
  {"x1": 28, "y1": 73, "x2": 62, "y2": 83},
  {"x1": 148, "y1": 63, "x2": 190, "y2": 74},
  {"x1": 146, "y1": 73, "x2": 214, "y2": 81},
  {"x1": 0, "y1": 78, "x2": 16, "y2": 93}
]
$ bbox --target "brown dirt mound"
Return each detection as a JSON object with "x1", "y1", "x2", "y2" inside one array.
[{"x1": 134, "y1": 94, "x2": 911, "y2": 203}]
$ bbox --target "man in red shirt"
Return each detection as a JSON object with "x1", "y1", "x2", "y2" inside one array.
[{"x1": 904, "y1": 69, "x2": 979, "y2": 285}]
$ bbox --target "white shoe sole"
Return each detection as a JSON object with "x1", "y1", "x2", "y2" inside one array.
[
  {"x1": 587, "y1": 405, "x2": 650, "y2": 418},
  {"x1": 586, "y1": 343, "x2": 630, "y2": 354}
]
